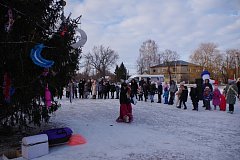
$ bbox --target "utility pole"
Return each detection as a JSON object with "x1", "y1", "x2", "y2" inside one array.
[{"x1": 236, "y1": 52, "x2": 239, "y2": 80}]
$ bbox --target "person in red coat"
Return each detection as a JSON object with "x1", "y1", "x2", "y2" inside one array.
[
  {"x1": 212, "y1": 81, "x2": 221, "y2": 110},
  {"x1": 116, "y1": 82, "x2": 133, "y2": 123},
  {"x1": 219, "y1": 90, "x2": 226, "y2": 111}
]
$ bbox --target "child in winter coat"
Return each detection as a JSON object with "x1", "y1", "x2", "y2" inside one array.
[
  {"x1": 190, "y1": 84, "x2": 199, "y2": 111},
  {"x1": 163, "y1": 87, "x2": 169, "y2": 104},
  {"x1": 212, "y1": 82, "x2": 221, "y2": 110},
  {"x1": 203, "y1": 86, "x2": 212, "y2": 110},
  {"x1": 219, "y1": 90, "x2": 226, "y2": 111},
  {"x1": 138, "y1": 86, "x2": 143, "y2": 101},
  {"x1": 175, "y1": 82, "x2": 184, "y2": 107},
  {"x1": 177, "y1": 85, "x2": 188, "y2": 109}
]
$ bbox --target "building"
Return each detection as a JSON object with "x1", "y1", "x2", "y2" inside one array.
[{"x1": 150, "y1": 60, "x2": 202, "y2": 83}]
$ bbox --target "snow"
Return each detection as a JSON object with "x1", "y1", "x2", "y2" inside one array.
[{"x1": 35, "y1": 92, "x2": 240, "y2": 160}]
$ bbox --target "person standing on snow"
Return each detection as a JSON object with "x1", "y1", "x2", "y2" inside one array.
[
  {"x1": 202, "y1": 79, "x2": 213, "y2": 108},
  {"x1": 177, "y1": 85, "x2": 188, "y2": 110},
  {"x1": 157, "y1": 81, "x2": 163, "y2": 103},
  {"x1": 116, "y1": 82, "x2": 133, "y2": 123},
  {"x1": 224, "y1": 79, "x2": 238, "y2": 114},
  {"x1": 203, "y1": 86, "x2": 212, "y2": 110},
  {"x1": 138, "y1": 85, "x2": 144, "y2": 101},
  {"x1": 149, "y1": 82, "x2": 157, "y2": 103},
  {"x1": 168, "y1": 80, "x2": 178, "y2": 105},
  {"x1": 115, "y1": 83, "x2": 120, "y2": 99},
  {"x1": 163, "y1": 86, "x2": 169, "y2": 104},
  {"x1": 91, "y1": 80, "x2": 97, "y2": 99},
  {"x1": 219, "y1": 89, "x2": 226, "y2": 111},
  {"x1": 212, "y1": 81, "x2": 221, "y2": 110},
  {"x1": 78, "y1": 79, "x2": 85, "y2": 99},
  {"x1": 175, "y1": 82, "x2": 184, "y2": 107},
  {"x1": 190, "y1": 84, "x2": 199, "y2": 111},
  {"x1": 130, "y1": 79, "x2": 138, "y2": 99}
]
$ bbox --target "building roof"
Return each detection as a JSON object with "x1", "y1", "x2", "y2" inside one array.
[{"x1": 150, "y1": 60, "x2": 199, "y2": 68}]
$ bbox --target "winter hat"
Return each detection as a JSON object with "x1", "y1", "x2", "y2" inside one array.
[
  {"x1": 213, "y1": 80, "x2": 219, "y2": 86},
  {"x1": 228, "y1": 79, "x2": 236, "y2": 85},
  {"x1": 201, "y1": 70, "x2": 210, "y2": 81}
]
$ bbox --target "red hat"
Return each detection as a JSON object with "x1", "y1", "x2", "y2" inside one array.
[{"x1": 213, "y1": 80, "x2": 218, "y2": 85}]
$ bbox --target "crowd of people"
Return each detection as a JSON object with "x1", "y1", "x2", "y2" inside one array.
[{"x1": 59, "y1": 77, "x2": 240, "y2": 123}]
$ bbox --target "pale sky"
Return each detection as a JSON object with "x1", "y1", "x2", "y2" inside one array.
[{"x1": 65, "y1": 0, "x2": 240, "y2": 74}]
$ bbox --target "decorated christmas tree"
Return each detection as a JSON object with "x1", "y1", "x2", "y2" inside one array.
[{"x1": 0, "y1": 0, "x2": 83, "y2": 130}]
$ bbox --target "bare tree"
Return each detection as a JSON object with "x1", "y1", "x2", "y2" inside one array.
[
  {"x1": 221, "y1": 49, "x2": 240, "y2": 83},
  {"x1": 82, "y1": 58, "x2": 92, "y2": 77},
  {"x1": 190, "y1": 42, "x2": 221, "y2": 71},
  {"x1": 84, "y1": 45, "x2": 119, "y2": 78},
  {"x1": 137, "y1": 39, "x2": 160, "y2": 74},
  {"x1": 160, "y1": 49, "x2": 180, "y2": 81},
  {"x1": 189, "y1": 42, "x2": 240, "y2": 82}
]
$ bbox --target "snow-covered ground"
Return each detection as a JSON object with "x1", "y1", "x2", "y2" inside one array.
[{"x1": 34, "y1": 92, "x2": 240, "y2": 160}]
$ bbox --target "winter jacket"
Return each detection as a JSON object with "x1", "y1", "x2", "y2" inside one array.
[
  {"x1": 202, "y1": 82, "x2": 213, "y2": 92},
  {"x1": 78, "y1": 81, "x2": 85, "y2": 93},
  {"x1": 169, "y1": 82, "x2": 178, "y2": 93},
  {"x1": 157, "y1": 84, "x2": 163, "y2": 95},
  {"x1": 190, "y1": 87, "x2": 199, "y2": 102},
  {"x1": 203, "y1": 88, "x2": 212, "y2": 101},
  {"x1": 163, "y1": 88, "x2": 169, "y2": 98},
  {"x1": 180, "y1": 86, "x2": 188, "y2": 102},
  {"x1": 92, "y1": 82, "x2": 97, "y2": 95},
  {"x1": 131, "y1": 81, "x2": 138, "y2": 94},
  {"x1": 120, "y1": 87, "x2": 131, "y2": 104},
  {"x1": 225, "y1": 84, "x2": 238, "y2": 104},
  {"x1": 149, "y1": 83, "x2": 157, "y2": 95},
  {"x1": 110, "y1": 84, "x2": 116, "y2": 92},
  {"x1": 212, "y1": 88, "x2": 221, "y2": 106}
]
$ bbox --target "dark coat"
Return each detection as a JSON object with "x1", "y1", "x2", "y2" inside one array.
[
  {"x1": 110, "y1": 84, "x2": 116, "y2": 92},
  {"x1": 202, "y1": 82, "x2": 213, "y2": 92},
  {"x1": 120, "y1": 87, "x2": 131, "y2": 104},
  {"x1": 157, "y1": 84, "x2": 163, "y2": 95},
  {"x1": 131, "y1": 81, "x2": 138, "y2": 93},
  {"x1": 149, "y1": 83, "x2": 157, "y2": 95},
  {"x1": 190, "y1": 87, "x2": 199, "y2": 102},
  {"x1": 78, "y1": 81, "x2": 85, "y2": 93},
  {"x1": 225, "y1": 84, "x2": 238, "y2": 104},
  {"x1": 180, "y1": 86, "x2": 188, "y2": 102}
]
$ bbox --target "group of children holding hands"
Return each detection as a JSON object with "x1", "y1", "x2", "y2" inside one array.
[{"x1": 163, "y1": 79, "x2": 239, "y2": 114}]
